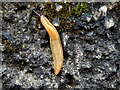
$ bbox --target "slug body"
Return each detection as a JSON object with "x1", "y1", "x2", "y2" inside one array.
[
  {"x1": 50, "y1": 37, "x2": 63, "y2": 75},
  {"x1": 40, "y1": 15, "x2": 64, "y2": 75}
]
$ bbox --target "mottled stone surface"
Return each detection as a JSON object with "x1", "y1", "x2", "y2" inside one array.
[{"x1": 1, "y1": 2, "x2": 120, "y2": 90}]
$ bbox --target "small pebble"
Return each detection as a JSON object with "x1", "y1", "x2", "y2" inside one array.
[
  {"x1": 104, "y1": 18, "x2": 115, "y2": 29},
  {"x1": 117, "y1": 39, "x2": 120, "y2": 43},
  {"x1": 86, "y1": 32, "x2": 93, "y2": 36},
  {"x1": 99, "y1": 6, "x2": 107, "y2": 16},
  {"x1": 52, "y1": 17, "x2": 60, "y2": 27},
  {"x1": 86, "y1": 17, "x2": 91, "y2": 22},
  {"x1": 93, "y1": 11, "x2": 101, "y2": 21},
  {"x1": 55, "y1": 4, "x2": 63, "y2": 12}
]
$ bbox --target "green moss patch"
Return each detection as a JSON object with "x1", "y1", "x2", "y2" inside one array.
[{"x1": 35, "y1": 2, "x2": 88, "y2": 31}]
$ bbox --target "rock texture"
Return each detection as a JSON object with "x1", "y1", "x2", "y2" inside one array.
[{"x1": 1, "y1": 2, "x2": 120, "y2": 89}]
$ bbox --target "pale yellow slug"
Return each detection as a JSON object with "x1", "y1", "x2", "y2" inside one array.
[{"x1": 40, "y1": 14, "x2": 64, "y2": 75}]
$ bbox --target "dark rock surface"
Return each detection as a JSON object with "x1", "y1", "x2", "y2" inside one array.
[{"x1": 1, "y1": 2, "x2": 120, "y2": 89}]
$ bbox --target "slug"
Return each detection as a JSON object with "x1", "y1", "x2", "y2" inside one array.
[{"x1": 33, "y1": 11, "x2": 64, "y2": 74}]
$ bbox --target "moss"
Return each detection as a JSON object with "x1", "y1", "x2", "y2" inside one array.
[
  {"x1": 73, "y1": 2, "x2": 88, "y2": 16},
  {"x1": 35, "y1": 2, "x2": 88, "y2": 31}
]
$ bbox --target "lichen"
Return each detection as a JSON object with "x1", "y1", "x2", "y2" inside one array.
[{"x1": 35, "y1": 2, "x2": 88, "y2": 31}]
